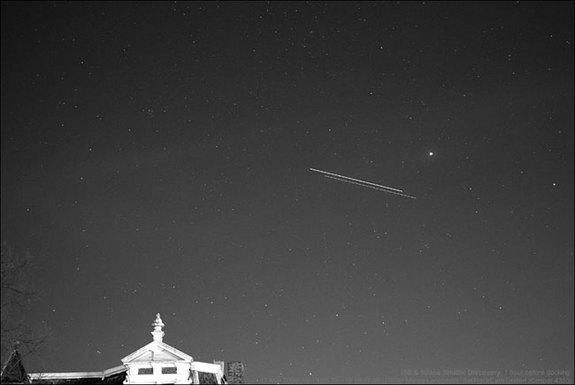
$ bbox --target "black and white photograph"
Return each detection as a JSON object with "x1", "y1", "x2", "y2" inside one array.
[{"x1": 1, "y1": 1, "x2": 573, "y2": 384}]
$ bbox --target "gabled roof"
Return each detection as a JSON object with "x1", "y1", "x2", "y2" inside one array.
[
  {"x1": 0, "y1": 350, "x2": 28, "y2": 383},
  {"x1": 121, "y1": 340, "x2": 193, "y2": 364},
  {"x1": 121, "y1": 313, "x2": 194, "y2": 364}
]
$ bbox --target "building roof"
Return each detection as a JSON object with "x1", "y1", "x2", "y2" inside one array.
[
  {"x1": 0, "y1": 350, "x2": 28, "y2": 384},
  {"x1": 121, "y1": 340, "x2": 193, "y2": 364},
  {"x1": 121, "y1": 313, "x2": 193, "y2": 364},
  {"x1": 1, "y1": 314, "x2": 244, "y2": 384},
  {"x1": 27, "y1": 365, "x2": 127, "y2": 382}
]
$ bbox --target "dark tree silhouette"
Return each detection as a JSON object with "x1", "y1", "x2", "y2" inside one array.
[{"x1": 1, "y1": 243, "x2": 48, "y2": 363}]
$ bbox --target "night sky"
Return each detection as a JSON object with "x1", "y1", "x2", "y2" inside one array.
[{"x1": 1, "y1": 2, "x2": 574, "y2": 383}]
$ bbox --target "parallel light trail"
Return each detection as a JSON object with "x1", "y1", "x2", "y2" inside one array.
[
  {"x1": 321, "y1": 175, "x2": 417, "y2": 199},
  {"x1": 309, "y1": 168, "x2": 417, "y2": 199},
  {"x1": 309, "y1": 167, "x2": 403, "y2": 192}
]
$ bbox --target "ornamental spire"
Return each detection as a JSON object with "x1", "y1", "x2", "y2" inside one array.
[{"x1": 151, "y1": 313, "x2": 165, "y2": 343}]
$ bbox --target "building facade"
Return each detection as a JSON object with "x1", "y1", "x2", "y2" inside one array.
[{"x1": 1, "y1": 314, "x2": 244, "y2": 384}]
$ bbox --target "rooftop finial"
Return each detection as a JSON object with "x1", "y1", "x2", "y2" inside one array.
[{"x1": 151, "y1": 313, "x2": 165, "y2": 343}]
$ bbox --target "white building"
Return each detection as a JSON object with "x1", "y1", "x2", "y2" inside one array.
[
  {"x1": 4, "y1": 314, "x2": 244, "y2": 384},
  {"x1": 121, "y1": 314, "x2": 225, "y2": 384}
]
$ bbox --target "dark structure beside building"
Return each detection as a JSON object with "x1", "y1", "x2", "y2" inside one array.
[{"x1": 1, "y1": 314, "x2": 244, "y2": 384}]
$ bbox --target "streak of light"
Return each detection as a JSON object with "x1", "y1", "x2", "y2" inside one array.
[
  {"x1": 321, "y1": 174, "x2": 417, "y2": 199},
  {"x1": 309, "y1": 167, "x2": 404, "y2": 192}
]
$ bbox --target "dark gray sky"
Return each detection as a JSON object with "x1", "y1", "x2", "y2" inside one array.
[{"x1": 1, "y1": 1, "x2": 573, "y2": 383}]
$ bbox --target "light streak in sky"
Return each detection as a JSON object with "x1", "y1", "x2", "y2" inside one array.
[{"x1": 309, "y1": 168, "x2": 416, "y2": 199}]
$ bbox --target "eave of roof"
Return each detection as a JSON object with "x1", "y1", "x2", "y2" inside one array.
[
  {"x1": 29, "y1": 365, "x2": 127, "y2": 381},
  {"x1": 29, "y1": 372, "x2": 103, "y2": 380}
]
